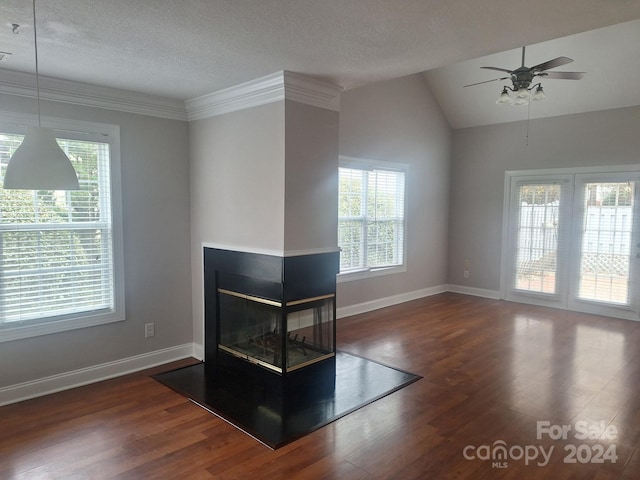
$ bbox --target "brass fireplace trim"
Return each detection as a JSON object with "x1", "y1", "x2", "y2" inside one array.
[
  {"x1": 218, "y1": 344, "x2": 283, "y2": 373},
  {"x1": 218, "y1": 344, "x2": 335, "y2": 374},
  {"x1": 217, "y1": 288, "x2": 282, "y2": 307},
  {"x1": 287, "y1": 352, "x2": 335, "y2": 372},
  {"x1": 218, "y1": 289, "x2": 335, "y2": 308},
  {"x1": 286, "y1": 293, "x2": 335, "y2": 307}
]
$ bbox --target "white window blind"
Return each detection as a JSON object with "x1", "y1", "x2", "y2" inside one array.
[
  {"x1": 0, "y1": 131, "x2": 117, "y2": 328},
  {"x1": 338, "y1": 159, "x2": 406, "y2": 275}
]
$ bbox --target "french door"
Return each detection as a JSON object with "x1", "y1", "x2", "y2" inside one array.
[{"x1": 504, "y1": 169, "x2": 640, "y2": 320}]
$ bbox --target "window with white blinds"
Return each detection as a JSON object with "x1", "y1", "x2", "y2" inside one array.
[
  {"x1": 0, "y1": 122, "x2": 124, "y2": 341},
  {"x1": 338, "y1": 156, "x2": 406, "y2": 278}
]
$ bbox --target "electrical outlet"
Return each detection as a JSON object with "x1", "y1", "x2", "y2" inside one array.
[
  {"x1": 463, "y1": 270, "x2": 470, "y2": 279},
  {"x1": 144, "y1": 322, "x2": 155, "y2": 338}
]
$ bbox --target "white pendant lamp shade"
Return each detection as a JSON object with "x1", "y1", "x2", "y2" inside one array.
[
  {"x1": 2, "y1": 0, "x2": 80, "y2": 191},
  {"x1": 3, "y1": 127, "x2": 80, "y2": 190}
]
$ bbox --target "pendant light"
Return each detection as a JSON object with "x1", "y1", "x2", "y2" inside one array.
[
  {"x1": 531, "y1": 84, "x2": 546, "y2": 101},
  {"x1": 495, "y1": 86, "x2": 513, "y2": 105},
  {"x1": 2, "y1": 0, "x2": 79, "y2": 190}
]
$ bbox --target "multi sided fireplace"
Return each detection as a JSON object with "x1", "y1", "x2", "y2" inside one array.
[
  {"x1": 217, "y1": 289, "x2": 335, "y2": 372},
  {"x1": 204, "y1": 247, "x2": 339, "y2": 392}
]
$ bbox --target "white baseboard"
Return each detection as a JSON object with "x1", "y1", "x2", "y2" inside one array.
[
  {"x1": 337, "y1": 284, "x2": 448, "y2": 319},
  {"x1": 446, "y1": 284, "x2": 501, "y2": 299},
  {"x1": 192, "y1": 342, "x2": 204, "y2": 361},
  {"x1": 336, "y1": 284, "x2": 501, "y2": 319},
  {"x1": 0, "y1": 343, "x2": 197, "y2": 407}
]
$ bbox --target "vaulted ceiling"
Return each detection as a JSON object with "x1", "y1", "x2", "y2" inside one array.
[
  {"x1": 424, "y1": 19, "x2": 640, "y2": 129},
  {"x1": 1, "y1": 0, "x2": 639, "y2": 128}
]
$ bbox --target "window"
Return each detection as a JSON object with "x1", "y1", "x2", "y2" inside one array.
[
  {"x1": 0, "y1": 119, "x2": 124, "y2": 342},
  {"x1": 338, "y1": 156, "x2": 407, "y2": 279}
]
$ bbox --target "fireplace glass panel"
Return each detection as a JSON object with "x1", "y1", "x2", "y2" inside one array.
[
  {"x1": 218, "y1": 290, "x2": 335, "y2": 373},
  {"x1": 218, "y1": 291, "x2": 283, "y2": 370},
  {"x1": 286, "y1": 297, "x2": 334, "y2": 371}
]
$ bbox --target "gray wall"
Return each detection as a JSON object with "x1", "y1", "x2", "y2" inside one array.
[
  {"x1": 448, "y1": 105, "x2": 640, "y2": 291},
  {"x1": 338, "y1": 74, "x2": 452, "y2": 308},
  {"x1": 0, "y1": 95, "x2": 192, "y2": 387},
  {"x1": 189, "y1": 101, "x2": 286, "y2": 348},
  {"x1": 284, "y1": 100, "x2": 340, "y2": 253},
  {"x1": 189, "y1": 102, "x2": 286, "y2": 252}
]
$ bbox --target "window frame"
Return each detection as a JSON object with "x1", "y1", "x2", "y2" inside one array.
[
  {"x1": 337, "y1": 155, "x2": 408, "y2": 283},
  {"x1": 0, "y1": 114, "x2": 125, "y2": 342}
]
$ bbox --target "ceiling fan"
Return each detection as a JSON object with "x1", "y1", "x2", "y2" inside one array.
[{"x1": 464, "y1": 46, "x2": 586, "y2": 105}]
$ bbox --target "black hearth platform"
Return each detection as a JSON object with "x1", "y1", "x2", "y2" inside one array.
[{"x1": 153, "y1": 352, "x2": 420, "y2": 449}]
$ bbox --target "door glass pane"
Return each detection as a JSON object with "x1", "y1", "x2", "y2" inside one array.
[
  {"x1": 514, "y1": 184, "x2": 561, "y2": 294},
  {"x1": 578, "y1": 182, "x2": 634, "y2": 305}
]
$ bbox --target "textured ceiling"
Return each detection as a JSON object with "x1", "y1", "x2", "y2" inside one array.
[{"x1": 1, "y1": 0, "x2": 639, "y2": 126}]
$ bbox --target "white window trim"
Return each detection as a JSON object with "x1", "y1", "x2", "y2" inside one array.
[
  {"x1": 337, "y1": 155, "x2": 408, "y2": 283},
  {"x1": 337, "y1": 264, "x2": 407, "y2": 283},
  {"x1": 0, "y1": 113, "x2": 125, "y2": 342}
]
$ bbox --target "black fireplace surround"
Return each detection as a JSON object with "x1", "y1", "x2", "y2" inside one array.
[{"x1": 204, "y1": 247, "x2": 340, "y2": 394}]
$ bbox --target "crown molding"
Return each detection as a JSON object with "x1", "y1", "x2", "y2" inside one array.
[
  {"x1": 185, "y1": 72, "x2": 285, "y2": 121},
  {"x1": 0, "y1": 69, "x2": 341, "y2": 122},
  {"x1": 283, "y1": 71, "x2": 341, "y2": 112},
  {"x1": 186, "y1": 70, "x2": 341, "y2": 121},
  {"x1": 0, "y1": 69, "x2": 188, "y2": 121}
]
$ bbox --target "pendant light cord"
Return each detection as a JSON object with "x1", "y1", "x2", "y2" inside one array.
[
  {"x1": 525, "y1": 99, "x2": 531, "y2": 147},
  {"x1": 32, "y1": 0, "x2": 42, "y2": 127}
]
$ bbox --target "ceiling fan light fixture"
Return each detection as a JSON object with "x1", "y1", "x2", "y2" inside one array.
[
  {"x1": 466, "y1": 46, "x2": 585, "y2": 108},
  {"x1": 496, "y1": 87, "x2": 513, "y2": 104},
  {"x1": 512, "y1": 96, "x2": 530, "y2": 106},
  {"x1": 532, "y1": 85, "x2": 546, "y2": 101}
]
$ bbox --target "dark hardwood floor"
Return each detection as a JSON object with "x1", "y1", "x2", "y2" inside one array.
[{"x1": 2, "y1": 292, "x2": 639, "y2": 479}]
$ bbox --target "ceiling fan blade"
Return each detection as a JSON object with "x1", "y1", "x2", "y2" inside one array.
[
  {"x1": 480, "y1": 66, "x2": 513, "y2": 73},
  {"x1": 532, "y1": 56, "x2": 573, "y2": 72},
  {"x1": 538, "y1": 71, "x2": 586, "y2": 80},
  {"x1": 463, "y1": 76, "x2": 510, "y2": 87}
]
